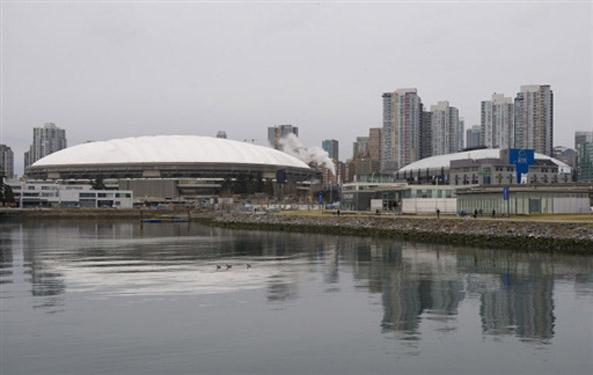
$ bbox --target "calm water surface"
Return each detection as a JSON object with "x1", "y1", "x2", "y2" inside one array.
[{"x1": 1, "y1": 220, "x2": 592, "y2": 375}]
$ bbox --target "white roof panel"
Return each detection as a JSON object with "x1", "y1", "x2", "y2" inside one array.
[{"x1": 32, "y1": 135, "x2": 311, "y2": 169}]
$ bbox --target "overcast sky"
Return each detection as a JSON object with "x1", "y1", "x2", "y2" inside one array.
[{"x1": 1, "y1": 0, "x2": 592, "y2": 175}]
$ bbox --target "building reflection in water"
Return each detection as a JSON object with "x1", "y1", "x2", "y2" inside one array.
[
  {"x1": 375, "y1": 244, "x2": 464, "y2": 337},
  {"x1": 0, "y1": 225, "x2": 15, "y2": 287},
  {"x1": 2, "y1": 220, "x2": 592, "y2": 345},
  {"x1": 464, "y1": 253, "x2": 556, "y2": 341},
  {"x1": 21, "y1": 223, "x2": 68, "y2": 312},
  {"x1": 346, "y1": 241, "x2": 565, "y2": 344},
  {"x1": 459, "y1": 249, "x2": 558, "y2": 342},
  {"x1": 479, "y1": 274, "x2": 554, "y2": 340}
]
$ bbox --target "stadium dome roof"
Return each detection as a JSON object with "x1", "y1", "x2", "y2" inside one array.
[
  {"x1": 32, "y1": 135, "x2": 310, "y2": 170},
  {"x1": 397, "y1": 148, "x2": 571, "y2": 174}
]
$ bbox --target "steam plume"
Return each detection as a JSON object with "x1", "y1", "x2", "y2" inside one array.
[{"x1": 278, "y1": 134, "x2": 336, "y2": 174}]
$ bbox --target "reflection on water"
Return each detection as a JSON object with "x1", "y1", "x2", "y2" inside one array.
[{"x1": 1, "y1": 220, "x2": 592, "y2": 375}]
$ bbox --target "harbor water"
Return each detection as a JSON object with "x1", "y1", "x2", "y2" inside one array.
[{"x1": 1, "y1": 220, "x2": 592, "y2": 374}]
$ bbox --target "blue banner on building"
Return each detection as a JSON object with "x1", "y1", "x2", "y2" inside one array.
[{"x1": 509, "y1": 149, "x2": 535, "y2": 184}]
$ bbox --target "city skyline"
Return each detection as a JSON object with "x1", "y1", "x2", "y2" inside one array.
[{"x1": 1, "y1": 2, "x2": 591, "y2": 175}]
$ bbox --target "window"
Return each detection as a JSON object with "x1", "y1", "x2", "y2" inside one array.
[
  {"x1": 80, "y1": 192, "x2": 96, "y2": 198},
  {"x1": 421, "y1": 190, "x2": 432, "y2": 198}
]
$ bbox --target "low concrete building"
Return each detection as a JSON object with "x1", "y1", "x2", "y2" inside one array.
[
  {"x1": 342, "y1": 182, "x2": 461, "y2": 214},
  {"x1": 341, "y1": 182, "x2": 404, "y2": 211},
  {"x1": 457, "y1": 185, "x2": 592, "y2": 215},
  {"x1": 400, "y1": 185, "x2": 458, "y2": 214},
  {"x1": 7, "y1": 181, "x2": 133, "y2": 208}
]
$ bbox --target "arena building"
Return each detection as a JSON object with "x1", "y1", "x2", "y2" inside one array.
[
  {"x1": 25, "y1": 135, "x2": 319, "y2": 201},
  {"x1": 395, "y1": 148, "x2": 572, "y2": 185}
]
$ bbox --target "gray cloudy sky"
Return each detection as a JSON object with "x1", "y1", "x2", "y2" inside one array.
[{"x1": 1, "y1": 0, "x2": 592, "y2": 175}]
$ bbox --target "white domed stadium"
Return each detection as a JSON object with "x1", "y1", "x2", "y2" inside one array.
[
  {"x1": 26, "y1": 135, "x2": 318, "y2": 199},
  {"x1": 32, "y1": 135, "x2": 311, "y2": 170},
  {"x1": 397, "y1": 148, "x2": 571, "y2": 175},
  {"x1": 393, "y1": 148, "x2": 573, "y2": 185}
]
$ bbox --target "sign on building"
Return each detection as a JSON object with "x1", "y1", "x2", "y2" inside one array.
[{"x1": 509, "y1": 149, "x2": 535, "y2": 184}]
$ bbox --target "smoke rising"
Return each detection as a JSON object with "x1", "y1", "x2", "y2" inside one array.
[{"x1": 278, "y1": 134, "x2": 336, "y2": 174}]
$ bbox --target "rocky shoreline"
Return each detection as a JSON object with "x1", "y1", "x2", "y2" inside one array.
[
  {"x1": 2, "y1": 209, "x2": 592, "y2": 254},
  {"x1": 203, "y1": 213, "x2": 593, "y2": 254}
]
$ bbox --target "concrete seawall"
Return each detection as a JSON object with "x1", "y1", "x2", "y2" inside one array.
[{"x1": 204, "y1": 213, "x2": 593, "y2": 254}]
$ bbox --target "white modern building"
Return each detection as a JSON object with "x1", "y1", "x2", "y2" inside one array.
[
  {"x1": 481, "y1": 93, "x2": 514, "y2": 149},
  {"x1": 431, "y1": 101, "x2": 463, "y2": 157},
  {"x1": 381, "y1": 89, "x2": 423, "y2": 172},
  {"x1": 514, "y1": 85, "x2": 553, "y2": 156},
  {"x1": 7, "y1": 181, "x2": 133, "y2": 208},
  {"x1": 466, "y1": 125, "x2": 482, "y2": 149},
  {"x1": 24, "y1": 123, "x2": 67, "y2": 168},
  {"x1": 0, "y1": 144, "x2": 14, "y2": 179},
  {"x1": 457, "y1": 118, "x2": 465, "y2": 151}
]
